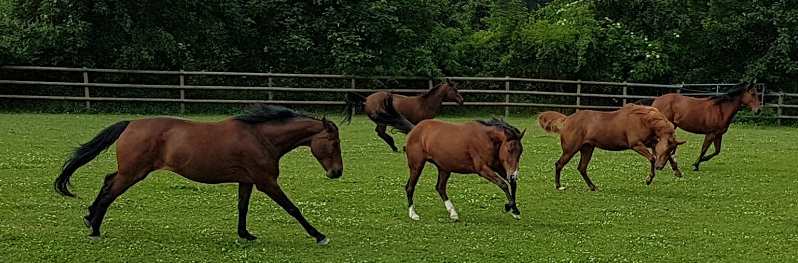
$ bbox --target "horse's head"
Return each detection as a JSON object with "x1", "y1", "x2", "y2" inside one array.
[
  {"x1": 499, "y1": 128, "x2": 525, "y2": 182},
  {"x1": 310, "y1": 117, "x2": 343, "y2": 179},
  {"x1": 741, "y1": 79, "x2": 762, "y2": 115},
  {"x1": 442, "y1": 79, "x2": 464, "y2": 106},
  {"x1": 653, "y1": 126, "x2": 685, "y2": 170}
]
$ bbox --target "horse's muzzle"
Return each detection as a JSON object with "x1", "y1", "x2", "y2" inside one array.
[
  {"x1": 754, "y1": 108, "x2": 762, "y2": 115},
  {"x1": 508, "y1": 170, "x2": 519, "y2": 182},
  {"x1": 326, "y1": 169, "x2": 343, "y2": 179}
]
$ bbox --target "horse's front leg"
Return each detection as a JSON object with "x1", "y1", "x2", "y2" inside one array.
[
  {"x1": 477, "y1": 167, "x2": 520, "y2": 220},
  {"x1": 237, "y1": 183, "x2": 257, "y2": 241},
  {"x1": 256, "y1": 179, "x2": 329, "y2": 246},
  {"x1": 631, "y1": 143, "x2": 656, "y2": 185}
]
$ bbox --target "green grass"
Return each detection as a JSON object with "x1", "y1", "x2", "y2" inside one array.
[{"x1": 1, "y1": 113, "x2": 797, "y2": 262}]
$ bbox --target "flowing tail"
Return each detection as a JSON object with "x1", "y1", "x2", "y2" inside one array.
[
  {"x1": 633, "y1": 98, "x2": 655, "y2": 106},
  {"x1": 371, "y1": 94, "x2": 415, "y2": 134},
  {"x1": 342, "y1": 91, "x2": 367, "y2": 124},
  {"x1": 537, "y1": 111, "x2": 568, "y2": 134},
  {"x1": 54, "y1": 121, "x2": 130, "y2": 197}
]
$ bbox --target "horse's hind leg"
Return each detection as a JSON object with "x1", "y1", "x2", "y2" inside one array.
[
  {"x1": 255, "y1": 180, "x2": 329, "y2": 246},
  {"x1": 577, "y1": 145, "x2": 597, "y2": 191},
  {"x1": 693, "y1": 134, "x2": 716, "y2": 171},
  {"x1": 85, "y1": 172, "x2": 118, "y2": 228},
  {"x1": 555, "y1": 150, "x2": 578, "y2": 190},
  {"x1": 699, "y1": 135, "x2": 723, "y2": 163},
  {"x1": 433, "y1": 167, "x2": 458, "y2": 220},
  {"x1": 375, "y1": 124, "x2": 399, "y2": 152},
  {"x1": 237, "y1": 183, "x2": 257, "y2": 241},
  {"x1": 87, "y1": 171, "x2": 149, "y2": 238}
]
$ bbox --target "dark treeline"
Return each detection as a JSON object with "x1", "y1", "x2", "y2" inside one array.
[{"x1": 1, "y1": 0, "x2": 796, "y2": 91}]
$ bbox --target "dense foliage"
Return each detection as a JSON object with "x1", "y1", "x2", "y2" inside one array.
[{"x1": 1, "y1": 0, "x2": 797, "y2": 91}]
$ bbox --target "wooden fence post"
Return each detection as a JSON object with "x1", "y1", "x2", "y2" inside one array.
[
  {"x1": 505, "y1": 76, "x2": 510, "y2": 118},
  {"x1": 576, "y1": 79, "x2": 581, "y2": 111},
  {"x1": 268, "y1": 70, "x2": 274, "y2": 101},
  {"x1": 351, "y1": 78, "x2": 356, "y2": 117},
  {"x1": 777, "y1": 92, "x2": 784, "y2": 125},
  {"x1": 428, "y1": 79, "x2": 433, "y2": 90},
  {"x1": 678, "y1": 82, "x2": 683, "y2": 94},
  {"x1": 179, "y1": 70, "x2": 185, "y2": 114},
  {"x1": 83, "y1": 67, "x2": 90, "y2": 110},
  {"x1": 622, "y1": 81, "x2": 628, "y2": 105}
]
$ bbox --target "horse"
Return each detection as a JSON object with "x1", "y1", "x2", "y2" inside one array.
[
  {"x1": 54, "y1": 105, "x2": 343, "y2": 246},
  {"x1": 635, "y1": 80, "x2": 762, "y2": 171},
  {"x1": 537, "y1": 104, "x2": 686, "y2": 191},
  {"x1": 342, "y1": 79, "x2": 464, "y2": 152},
  {"x1": 371, "y1": 94, "x2": 525, "y2": 221}
]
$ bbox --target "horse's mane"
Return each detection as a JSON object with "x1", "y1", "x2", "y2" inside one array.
[
  {"x1": 420, "y1": 82, "x2": 448, "y2": 98},
  {"x1": 709, "y1": 81, "x2": 752, "y2": 104},
  {"x1": 476, "y1": 117, "x2": 523, "y2": 140},
  {"x1": 625, "y1": 105, "x2": 673, "y2": 132},
  {"x1": 234, "y1": 104, "x2": 315, "y2": 124}
]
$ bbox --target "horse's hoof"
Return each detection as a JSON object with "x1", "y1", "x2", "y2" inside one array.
[
  {"x1": 503, "y1": 204, "x2": 511, "y2": 213},
  {"x1": 674, "y1": 172, "x2": 683, "y2": 178},
  {"x1": 83, "y1": 217, "x2": 92, "y2": 228},
  {"x1": 512, "y1": 213, "x2": 521, "y2": 220},
  {"x1": 316, "y1": 237, "x2": 330, "y2": 246},
  {"x1": 557, "y1": 186, "x2": 566, "y2": 191},
  {"x1": 450, "y1": 215, "x2": 459, "y2": 221},
  {"x1": 410, "y1": 214, "x2": 420, "y2": 221},
  {"x1": 239, "y1": 233, "x2": 258, "y2": 241},
  {"x1": 88, "y1": 234, "x2": 101, "y2": 240}
]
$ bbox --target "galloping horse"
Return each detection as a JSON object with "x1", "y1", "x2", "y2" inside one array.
[
  {"x1": 54, "y1": 105, "x2": 343, "y2": 246},
  {"x1": 373, "y1": 94, "x2": 525, "y2": 221},
  {"x1": 636, "y1": 80, "x2": 762, "y2": 170},
  {"x1": 537, "y1": 104, "x2": 685, "y2": 191},
  {"x1": 343, "y1": 79, "x2": 464, "y2": 152}
]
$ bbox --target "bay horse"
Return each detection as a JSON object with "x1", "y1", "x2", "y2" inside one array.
[
  {"x1": 537, "y1": 104, "x2": 686, "y2": 191},
  {"x1": 635, "y1": 80, "x2": 762, "y2": 171},
  {"x1": 54, "y1": 105, "x2": 343, "y2": 246},
  {"x1": 372, "y1": 94, "x2": 525, "y2": 221},
  {"x1": 342, "y1": 79, "x2": 464, "y2": 152}
]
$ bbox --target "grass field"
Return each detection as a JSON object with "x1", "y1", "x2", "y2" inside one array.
[{"x1": 1, "y1": 113, "x2": 797, "y2": 262}]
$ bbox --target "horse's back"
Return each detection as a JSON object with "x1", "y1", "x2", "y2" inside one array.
[
  {"x1": 116, "y1": 117, "x2": 254, "y2": 178},
  {"x1": 652, "y1": 93, "x2": 719, "y2": 133},
  {"x1": 407, "y1": 120, "x2": 491, "y2": 173}
]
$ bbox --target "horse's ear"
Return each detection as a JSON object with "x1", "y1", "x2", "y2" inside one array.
[
  {"x1": 519, "y1": 128, "x2": 526, "y2": 139},
  {"x1": 445, "y1": 78, "x2": 452, "y2": 85},
  {"x1": 321, "y1": 115, "x2": 335, "y2": 131}
]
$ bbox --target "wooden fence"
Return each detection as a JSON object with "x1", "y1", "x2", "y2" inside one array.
[{"x1": 1, "y1": 66, "x2": 796, "y2": 121}]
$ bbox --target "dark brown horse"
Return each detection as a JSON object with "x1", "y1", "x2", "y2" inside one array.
[
  {"x1": 636, "y1": 80, "x2": 762, "y2": 171},
  {"x1": 537, "y1": 104, "x2": 685, "y2": 191},
  {"x1": 54, "y1": 105, "x2": 343, "y2": 246},
  {"x1": 343, "y1": 79, "x2": 464, "y2": 151},
  {"x1": 372, "y1": 95, "x2": 525, "y2": 220}
]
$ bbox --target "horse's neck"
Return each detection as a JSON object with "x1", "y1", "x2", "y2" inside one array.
[
  {"x1": 419, "y1": 87, "x2": 446, "y2": 114},
  {"x1": 717, "y1": 97, "x2": 743, "y2": 125},
  {"x1": 256, "y1": 119, "x2": 321, "y2": 156}
]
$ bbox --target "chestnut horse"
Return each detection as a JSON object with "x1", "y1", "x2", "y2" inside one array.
[
  {"x1": 54, "y1": 105, "x2": 343, "y2": 246},
  {"x1": 537, "y1": 104, "x2": 685, "y2": 191},
  {"x1": 343, "y1": 79, "x2": 464, "y2": 151},
  {"x1": 635, "y1": 80, "x2": 762, "y2": 171},
  {"x1": 372, "y1": 94, "x2": 525, "y2": 221}
]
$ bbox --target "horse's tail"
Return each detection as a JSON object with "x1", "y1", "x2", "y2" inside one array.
[
  {"x1": 633, "y1": 98, "x2": 655, "y2": 106},
  {"x1": 342, "y1": 91, "x2": 367, "y2": 124},
  {"x1": 537, "y1": 111, "x2": 568, "y2": 134},
  {"x1": 372, "y1": 94, "x2": 415, "y2": 134},
  {"x1": 55, "y1": 121, "x2": 130, "y2": 197}
]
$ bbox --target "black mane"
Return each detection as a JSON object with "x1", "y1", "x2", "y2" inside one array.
[
  {"x1": 709, "y1": 81, "x2": 752, "y2": 104},
  {"x1": 234, "y1": 104, "x2": 315, "y2": 124},
  {"x1": 420, "y1": 82, "x2": 447, "y2": 98},
  {"x1": 476, "y1": 117, "x2": 522, "y2": 140}
]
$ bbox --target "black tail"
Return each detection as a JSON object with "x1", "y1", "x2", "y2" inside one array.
[
  {"x1": 634, "y1": 98, "x2": 655, "y2": 106},
  {"x1": 342, "y1": 92, "x2": 367, "y2": 124},
  {"x1": 55, "y1": 121, "x2": 130, "y2": 197},
  {"x1": 371, "y1": 94, "x2": 415, "y2": 134}
]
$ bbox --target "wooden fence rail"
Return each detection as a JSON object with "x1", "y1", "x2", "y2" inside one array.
[{"x1": 1, "y1": 66, "x2": 795, "y2": 121}]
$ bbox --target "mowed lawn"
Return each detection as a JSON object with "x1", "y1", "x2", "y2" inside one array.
[{"x1": 0, "y1": 113, "x2": 797, "y2": 262}]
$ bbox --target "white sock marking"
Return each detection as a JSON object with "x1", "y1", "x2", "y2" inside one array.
[
  {"x1": 444, "y1": 200, "x2": 459, "y2": 220},
  {"x1": 409, "y1": 205, "x2": 420, "y2": 220}
]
